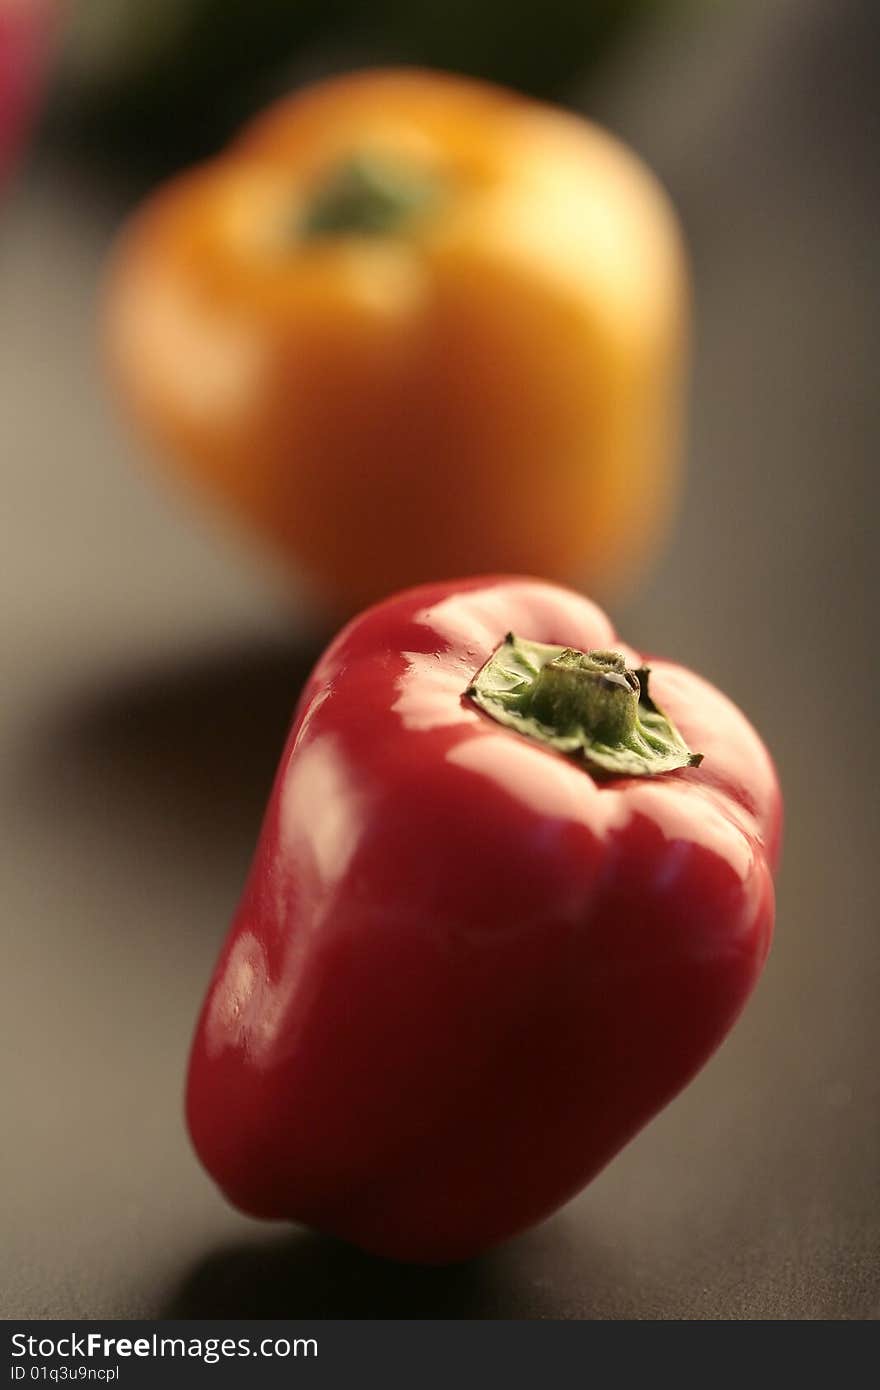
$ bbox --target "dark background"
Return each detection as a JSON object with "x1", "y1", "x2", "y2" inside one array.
[{"x1": 3, "y1": 0, "x2": 878, "y2": 1317}]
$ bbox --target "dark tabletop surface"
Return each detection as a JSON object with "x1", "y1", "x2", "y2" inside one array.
[{"x1": 3, "y1": 0, "x2": 878, "y2": 1319}]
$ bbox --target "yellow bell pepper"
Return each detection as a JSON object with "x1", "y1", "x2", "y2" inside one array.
[{"x1": 105, "y1": 68, "x2": 688, "y2": 613}]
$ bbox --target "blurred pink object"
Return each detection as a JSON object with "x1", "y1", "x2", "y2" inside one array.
[{"x1": 0, "y1": 0, "x2": 56, "y2": 187}]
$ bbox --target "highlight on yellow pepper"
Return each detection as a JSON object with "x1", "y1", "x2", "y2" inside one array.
[{"x1": 104, "y1": 68, "x2": 689, "y2": 615}]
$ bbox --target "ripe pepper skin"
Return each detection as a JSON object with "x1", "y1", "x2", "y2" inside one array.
[
  {"x1": 104, "y1": 68, "x2": 687, "y2": 615},
  {"x1": 186, "y1": 577, "x2": 781, "y2": 1263}
]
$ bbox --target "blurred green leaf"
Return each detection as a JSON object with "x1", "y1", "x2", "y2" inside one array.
[{"x1": 54, "y1": 0, "x2": 676, "y2": 176}]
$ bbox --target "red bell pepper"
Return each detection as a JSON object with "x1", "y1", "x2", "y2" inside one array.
[
  {"x1": 186, "y1": 576, "x2": 781, "y2": 1262},
  {"x1": 0, "y1": 0, "x2": 57, "y2": 193}
]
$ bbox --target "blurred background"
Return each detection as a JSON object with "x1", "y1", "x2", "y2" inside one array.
[{"x1": 3, "y1": 0, "x2": 878, "y2": 1318}]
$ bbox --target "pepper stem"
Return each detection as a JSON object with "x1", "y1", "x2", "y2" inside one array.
[
  {"x1": 299, "y1": 153, "x2": 441, "y2": 240},
  {"x1": 528, "y1": 648, "x2": 641, "y2": 746},
  {"x1": 467, "y1": 635, "x2": 703, "y2": 779}
]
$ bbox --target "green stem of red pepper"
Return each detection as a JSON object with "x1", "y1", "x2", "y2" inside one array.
[{"x1": 467, "y1": 634, "x2": 703, "y2": 778}]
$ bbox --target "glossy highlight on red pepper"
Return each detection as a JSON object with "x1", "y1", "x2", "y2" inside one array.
[{"x1": 186, "y1": 576, "x2": 781, "y2": 1263}]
